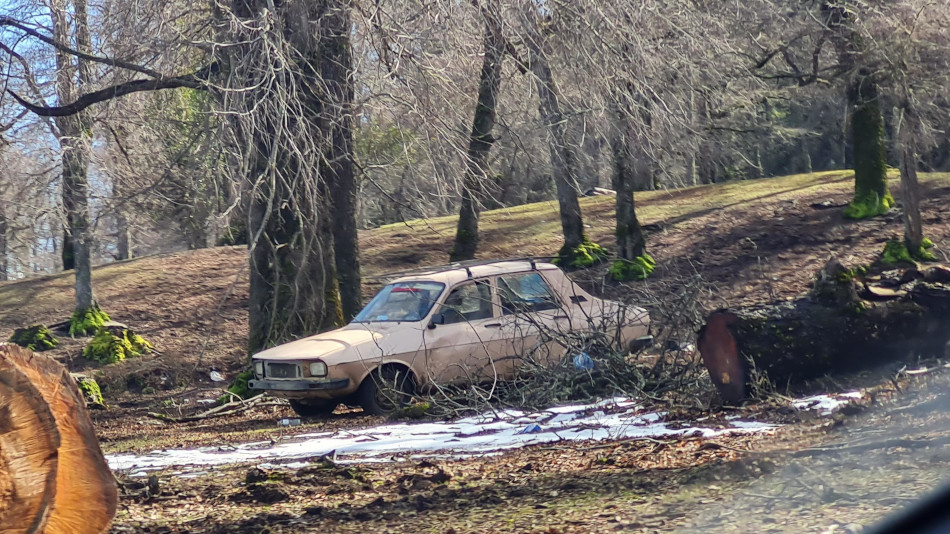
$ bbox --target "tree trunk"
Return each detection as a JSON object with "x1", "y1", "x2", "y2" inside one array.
[
  {"x1": 698, "y1": 259, "x2": 950, "y2": 403},
  {"x1": 320, "y1": 0, "x2": 362, "y2": 322},
  {"x1": 822, "y1": 1, "x2": 892, "y2": 218},
  {"x1": 235, "y1": 0, "x2": 345, "y2": 353},
  {"x1": 0, "y1": 204, "x2": 7, "y2": 281},
  {"x1": 0, "y1": 345, "x2": 118, "y2": 533},
  {"x1": 114, "y1": 179, "x2": 131, "y2": 260},
  {"x1": 696, "y1": 94, "x2": 718, "y2": 184},
  {"x1": 522, "y1": 5, "x2": 585, "y2": 252},
  {"x1": 450, "y1": 0, "x2": 504, "y2": 263},
  {"x1": 846, "y1": 75, "x2": 892, "y2": 216},
  {"x1": 53, "y1": 0, "x2": 96, "y2": 311},
  {"x1": 898, "y1": 105, "x2": 924, "y2": 253},
  {"x1": 610, "y1": 101, "x2": 646, "y2": 261}
]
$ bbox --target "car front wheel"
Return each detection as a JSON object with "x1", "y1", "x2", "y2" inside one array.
[
  {"x1": 289, "y1": 399, "x2": 338, "y2": 418},
  {"x1": 357, "y1": 366, "x2": 415, "y2": 416}
]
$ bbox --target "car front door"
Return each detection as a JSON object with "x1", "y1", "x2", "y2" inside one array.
[{"x1": 423, "y1": 279, "x2": 515, "y2": 385}]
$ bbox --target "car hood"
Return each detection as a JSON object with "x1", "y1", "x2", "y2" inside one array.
[{"x1": 251, "y1": 322, "x2": 421, "y2": 363}]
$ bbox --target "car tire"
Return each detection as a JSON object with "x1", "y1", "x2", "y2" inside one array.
[
  {"x1": 357, "y1": 366, "x2": 415, "y2": 416},
  {"x1": 289, "y1": 399, "x2": 338, "y2": 418}
]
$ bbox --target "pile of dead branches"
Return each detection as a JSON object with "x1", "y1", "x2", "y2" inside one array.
[{"x1": 415, "y1": 265, "x2": 715, "y2": 418}]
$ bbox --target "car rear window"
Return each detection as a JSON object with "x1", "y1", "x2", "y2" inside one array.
[
  {"x1": 498, "y1": 272, "x2": 560, "y2": 315},
  {"x1": 354, "y1": 281, "x2": 445, "y2": 322}
]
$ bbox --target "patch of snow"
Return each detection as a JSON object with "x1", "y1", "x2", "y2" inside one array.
[
  {"x1": 108, "y1": 397, "x2": 778, "y2": 476},
  {"x1": 792, "y1": 391, "x2": 862, "y2": 415}
]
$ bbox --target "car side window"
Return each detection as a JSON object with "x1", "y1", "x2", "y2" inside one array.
[
  {"x1": 498, "y1": 272, "x2": 560, "y2": 315},
  {"x1": 440, "y1": 281, "x2": 493, "y2": 324}
]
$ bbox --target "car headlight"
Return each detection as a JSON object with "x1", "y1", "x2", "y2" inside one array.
[
  {"x1": 254, "y1": 361, "x2": 264, "y2": 378},
  {"x1": 309, "y1": 361, "x2": 327, "y2": 377}
]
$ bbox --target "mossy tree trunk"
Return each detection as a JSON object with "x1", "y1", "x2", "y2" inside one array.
[
  {"x1": 846, "y1": 75, "x2": 893, "y2": 218},
  {"x1": 522, "y1": 5, "x2": 585, "y2": 253},
  {"x1": 610, "y1": 97, "x2": 647, "y2": 262},
  {"x1": 450, "y1": 0, "x2": 504, "y2": 263},
  {"x1": 52, "y1": 0, "x2": 96, "y2": 311},
  {"x1": 320, "y1": 0, "x2": 362, "y2": 322},
  {"x1": 822, "y1": 1, "x2": 892, "y2": 219}
]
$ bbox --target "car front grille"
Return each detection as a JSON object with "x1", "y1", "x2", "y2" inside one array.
[{"x1": 266, "y1": 362, "x2": 300, "y2": 379}]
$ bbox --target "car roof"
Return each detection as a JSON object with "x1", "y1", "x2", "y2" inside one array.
[{"x1": 389, "y1": 260, "x2": 560, "y2": 287}]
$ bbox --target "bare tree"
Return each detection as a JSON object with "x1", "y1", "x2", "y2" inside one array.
[
  {"x1": 51, "y1": 0, "x2": 97, "y2": 312},
  {"x1": 450, "y1": 0, "x2": 505, "y2": 262},
  {"x1": 518, "y1": 1, "x2": 593, "y2": 264}
]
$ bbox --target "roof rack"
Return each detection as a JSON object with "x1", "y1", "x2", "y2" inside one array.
[{"x1": 365, "y1": 256, "x2": 557, "y2": 281}]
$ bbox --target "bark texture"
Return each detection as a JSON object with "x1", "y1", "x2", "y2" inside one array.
[
  {"x1": 450, "y1": 0, "x2": 504, "y2": 262},
  {"x1": 0, "y1": 204, "x2": 7, "y2": 281},
  {"x1": 698, "y1": 259, "x2": 950, "y2": 403},
  {"x1": 610, "y1": 101, "x2": 647, "y2": 261},
  {"x1": 822, "y1": 1, "x2": 892, "y2": 218},
  {"x1": 320, "y1": 0, "x2": 362, "y2": 322},
  {"x1": 238, "y1": 0, "x2": 345, "y2": 353},
  {"x1": 898, "y1": 105, "x2": 924, "y2": 252},
  {"x1": 52, "y1": 0, "x2": 96, "y2": 310},
  {"x1": 522, "y1": 6, "x2": 585, "y2": 252},
  {"x1": 0, "y1": 344, "x2": 118, "y2": 533}
]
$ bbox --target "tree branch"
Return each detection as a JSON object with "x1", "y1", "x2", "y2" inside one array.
[
  {"x1": 7, "y1": 64, "x2": 217, "y2": 117},
  {"x1": 0, "y1": 15, "x2": 165, "y2": 79}
]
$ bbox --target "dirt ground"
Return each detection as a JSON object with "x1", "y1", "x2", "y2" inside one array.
[
  {"x1": 2, "y1": 171, "x2": 950, "y2": 532},
  {"x1": 105, "y1": 367, "x2": 950, "y2": 533}
]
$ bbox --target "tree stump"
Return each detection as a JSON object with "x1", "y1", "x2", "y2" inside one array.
[
  {"x1": 698, "y1": 259, "x2": 950, "y2": 402},
  {"x1": 0, "y1": 344, "x2": 117, "y2": 533}
]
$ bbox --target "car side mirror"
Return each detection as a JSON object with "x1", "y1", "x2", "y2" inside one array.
[{"x1": 428, "y1": 314, "x2": 445, "y2": 329}]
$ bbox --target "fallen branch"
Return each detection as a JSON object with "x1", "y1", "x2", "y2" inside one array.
[{"x1": 147, "y1": 394, "x2": 273, "y2": 423}]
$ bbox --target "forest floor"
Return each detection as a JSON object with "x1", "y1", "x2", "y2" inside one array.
[{"x1": 2, "y1": 170, "x2": 950, "y2": 532}]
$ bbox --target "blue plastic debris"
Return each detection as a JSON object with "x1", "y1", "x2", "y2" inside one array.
[
  {"x1": 517, "y1": 423, "x2": 542, "y2": 434},
  {"x1": 573, "y1": 351, "x2": 594, "y2": 371}
]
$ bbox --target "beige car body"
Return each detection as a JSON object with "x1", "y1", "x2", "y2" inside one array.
[{"x1": 248, "y1": 261, "x2": 650, "y2": 404}]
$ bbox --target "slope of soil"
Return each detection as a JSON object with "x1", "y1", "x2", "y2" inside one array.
[
  {"x1": 2, "y1": 170, "x2": 949, "y2": 533},
  {"x1": 1, "y1": 170, "x2": 947, "y2": 388}
]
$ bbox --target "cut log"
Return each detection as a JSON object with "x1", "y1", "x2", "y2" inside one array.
[
  {"x1": 698, "y1": 259, "x2": 950, "y2": 402},
  {"x1": 0, "y1": 344, "x2": 117, "y2": 533}
]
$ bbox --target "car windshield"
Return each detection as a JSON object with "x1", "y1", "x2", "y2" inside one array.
[{"x1": 353, "y1": 281, "x2": 445, "y2": 323}]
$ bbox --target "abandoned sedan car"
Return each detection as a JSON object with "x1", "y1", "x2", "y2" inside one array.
[{"x1": 248, "y1": 260, "x2": 651, "y2": 416}]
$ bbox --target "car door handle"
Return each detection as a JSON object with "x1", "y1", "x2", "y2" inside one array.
[
  {"x1": 484, "y1": 323, "x2": 502, "y2": 328},
  {"x1": 553, "y1": 315, "x2": 569, "y2": 320}
]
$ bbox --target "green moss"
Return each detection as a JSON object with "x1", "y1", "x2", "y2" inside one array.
[
  {"x1": 8, "y1": 325, "x2": 59, "y2": 351},
  {"x1": 836, "y1": 265, "x2": 868, "y2": 283},
  {"x1": 82, "y1": 328, "x2": 152, "y2": 364},
  {"x1": 218, "y1": 369, "x2": 254, "y2": 404},
  {"x1": 217, "y1": 223, "x2": 248, "y2": 246},
  {"x1": 69, "y1": 306, "x2": 111, "y2": 337},
  {"x1": 554, "y1": 239, "x2": 608, "y2": 269},
  {"x1": 842, "y1": 191, "x2": 894, "y2": 219},
  {"x1": 922, "y1": 237, "x2": 934, "y2": 249},
  {"x1": 389, "y1": 401, "x2": 432, "y2": 420},
  {"x1": 77, "y1": 377, "x2": 105, "y2": 406},
  {"x1": 882, "y1": 237, "x2": 937, "y2": 264},
  {"x1": 609, "y1": 255, "x2": 656, "y2": 281}
]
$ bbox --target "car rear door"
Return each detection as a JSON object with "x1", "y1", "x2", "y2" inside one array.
[{"x1": 496, "y1": 271, "x2": 573, "y2": 371}]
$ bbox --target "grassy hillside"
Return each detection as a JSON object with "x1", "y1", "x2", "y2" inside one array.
[{"x1": 1, "y1": 170, "x2": 948, "y2": 386}]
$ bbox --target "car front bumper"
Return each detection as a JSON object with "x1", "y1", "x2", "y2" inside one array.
[{"x1": 248, "y1": 378, "x2": 350, "y2": 391}]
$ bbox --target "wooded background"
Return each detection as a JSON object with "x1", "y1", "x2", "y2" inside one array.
[{"x1": 0, "y1": 0, "x2": 948, "y2": 351}]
